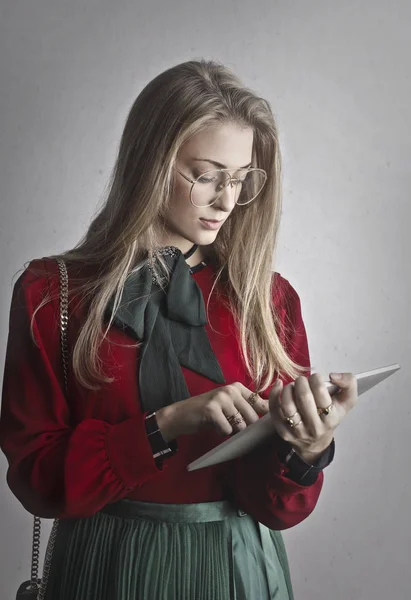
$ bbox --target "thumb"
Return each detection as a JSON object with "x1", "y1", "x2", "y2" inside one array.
[
  {"x1": 329, "y1": 372, "x2": 349, "y2": 387},
  {"x1": 329, "y1": 372, "x2": 357, "y2": 404},
  {"x1": 269, "y1": 379, "x2": 284, "y2": 412}
]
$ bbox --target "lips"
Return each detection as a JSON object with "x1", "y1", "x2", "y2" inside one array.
[{"x1": 199, "y1": 218, "x2": 224, "y2": 231}]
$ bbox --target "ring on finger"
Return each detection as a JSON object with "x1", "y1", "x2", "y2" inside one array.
[
  {"x1": 247, "y1": 392, "x2": 259, "y2": 408},
  {"x1": 284, "y1": 411, "x2": 299, "y2": 420},
  {"x1": 228, "y1": 416, "x2": 244, "y2": 427},
  {"x1": 317, "y1": 403, "x2": 333, "y2": 416},
  {"x1": 284, "y1": 411, "x2": 298, "y2": 427},
  {"x1": 286, "y1": 417, "x2": 303, "y2": 428},
  {"x1": 227, "y1": 411, "x2": 244, "y2": 426},
  {"x1": 285, "y1": 412, "x2": 303, "y2": 428}
]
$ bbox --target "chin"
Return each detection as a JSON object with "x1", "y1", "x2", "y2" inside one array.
[
  {"x1": 194, "y1": 230, "x2": 220, "y2": 246},
  {"x1": 178, "y1": 227, "x2": 218, "y2": 247}
]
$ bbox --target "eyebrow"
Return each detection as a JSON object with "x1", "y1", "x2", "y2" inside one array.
[{"x1": 192, "y1": 158, "x2": 253, "y2": 169}]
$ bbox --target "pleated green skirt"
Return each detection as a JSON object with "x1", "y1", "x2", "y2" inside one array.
[{"x1": 42, "y1": 499, "x2": 294, "y2": 600}]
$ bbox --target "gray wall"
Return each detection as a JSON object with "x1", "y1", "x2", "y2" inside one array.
[{"x1": 1, "y1": 1, "x2": 410, "y2": 598}]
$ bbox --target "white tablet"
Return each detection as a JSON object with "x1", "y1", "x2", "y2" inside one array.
[{"x1": 187, "y1": 364, "x2": 401, "y2": 471}]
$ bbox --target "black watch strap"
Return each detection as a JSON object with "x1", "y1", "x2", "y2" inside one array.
[
  {"x1": 276, "y1": 435, "x2": 335, "y2": 486},
  {"x1": 145, "y1": 412, "x2": 177, "y2": 467}
]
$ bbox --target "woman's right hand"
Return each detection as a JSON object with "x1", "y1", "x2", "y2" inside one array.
[{"x1": 155, "y1": 382, "x2": 270, "y2": 442}]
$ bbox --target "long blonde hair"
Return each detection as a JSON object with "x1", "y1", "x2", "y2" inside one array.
[{"x1": 26, "y1": 59, "x2": 307, "y2": 393}]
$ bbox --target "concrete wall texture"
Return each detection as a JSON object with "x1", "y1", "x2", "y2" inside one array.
[{"x1": 0, "y1": 1, "x2": 409, "y2": 598}]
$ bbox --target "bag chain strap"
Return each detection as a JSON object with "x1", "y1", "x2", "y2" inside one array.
[{"x1": 28, "y1": 258, "x2": 69, "y2": 599}]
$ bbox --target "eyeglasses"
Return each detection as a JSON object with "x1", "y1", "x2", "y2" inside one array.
[{"x1": 175, "y1": 166, "x2": 267, "y2": 208}]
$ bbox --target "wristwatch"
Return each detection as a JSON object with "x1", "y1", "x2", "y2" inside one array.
[
  {"x1": 276, "y1": 434, "x2": 335, "y2": 486},
  {"x1": 145, "y1": 411, "x2": 178, "y2": 467}
]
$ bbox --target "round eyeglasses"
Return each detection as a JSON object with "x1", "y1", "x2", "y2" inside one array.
[{"x1": 176, "y1": 167, "x2": 267, "y2": 208}]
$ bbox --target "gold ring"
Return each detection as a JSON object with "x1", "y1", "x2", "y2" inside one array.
[
  {"x1": 227, "y1": 411, "x2": 244, "y2": 426},
  {"x1": 317, "y1": 403, "x2": 333, "y2": 416},
  {"x1": 284, "y1": 411, "x2": 299, "y2": 420},
  {"x1": 285, "y1": 413, "x2": 303, "y2": 428},
  {"x1": 247, "y1": 392, "x2": 259, "y2": 408},
  {"x1": 228, "y1": 416, "x2": 244, "y2": 427},
  {"x1": 286, "y1": 418, "x2": 303, "y2": 428}
]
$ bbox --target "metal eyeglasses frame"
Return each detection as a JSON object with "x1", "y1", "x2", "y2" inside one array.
[{"x1": 175, "y1": 167, "x2": 267, "y2": 207}]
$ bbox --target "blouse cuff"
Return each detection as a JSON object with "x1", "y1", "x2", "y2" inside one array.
[
  {"x1": 276, "y1": 435, "x2": 335, "y2": 486},
  {"x1": 105, "y1": 415, "x2": 164, "y2": 489}
]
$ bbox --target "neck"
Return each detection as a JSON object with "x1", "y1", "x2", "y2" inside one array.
[
  {"x1": 184, "y1": 245, "x2": 206, "y2": 267},
  {"x1": 157, "y1": 234, "x2": 207, "y2": 267}
]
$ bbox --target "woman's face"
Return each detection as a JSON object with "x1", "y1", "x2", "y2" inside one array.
[{"x1": 162, "y1": 121, "x2": 254, "y2": 253}]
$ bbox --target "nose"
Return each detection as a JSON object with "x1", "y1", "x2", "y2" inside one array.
[{"x1": 214, "y1": 180, "x2": 237, "y2": 213}]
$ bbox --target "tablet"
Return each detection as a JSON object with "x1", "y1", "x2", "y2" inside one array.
[{"x1": 187, "y1": 364, "x2": 401, "y2": 471}]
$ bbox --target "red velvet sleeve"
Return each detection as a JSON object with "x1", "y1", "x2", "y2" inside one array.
[
  {"x1": 0, "y1": 262, "x2": 162, "y2": 519},
  {"x1": 229, "y1": 274, "x2": 323, "y2": 530}
]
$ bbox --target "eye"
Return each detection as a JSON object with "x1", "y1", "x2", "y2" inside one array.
[{"x1": 196, "y1": 173, "x2": 218, "y2": 184}]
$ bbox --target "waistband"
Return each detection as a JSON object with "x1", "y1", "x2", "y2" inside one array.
[{"x1": 100, "y1": 499, "x2": 244, "y2": 523}]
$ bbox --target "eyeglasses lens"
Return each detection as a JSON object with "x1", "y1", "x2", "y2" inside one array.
[{"x1": 191, "y1": 169, "x2": 266, "y2": 207}]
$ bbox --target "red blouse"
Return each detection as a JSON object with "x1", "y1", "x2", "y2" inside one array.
[{"x1": 0, "y1": 258, "x2": 323, "y2": 530}]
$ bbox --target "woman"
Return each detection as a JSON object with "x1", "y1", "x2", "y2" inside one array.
[{"x1": 0, "y1": 59, "x2": 357, "y2": 600}]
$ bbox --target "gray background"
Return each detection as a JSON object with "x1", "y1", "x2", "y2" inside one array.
[{"x1": 0, "y1": 1, "x2": 410, "y2": 598}]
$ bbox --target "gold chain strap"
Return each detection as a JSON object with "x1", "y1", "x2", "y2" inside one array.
[{"x1": 29, "y1": 258, "x2": 69, "y2": 599}]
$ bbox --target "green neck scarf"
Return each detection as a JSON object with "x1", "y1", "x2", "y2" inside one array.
[{"x1": 104, "y1": 245, "x2": 226, "y2": 413}]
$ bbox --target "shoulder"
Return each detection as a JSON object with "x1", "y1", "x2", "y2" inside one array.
[
  {"x1": 10, "y1": 256, "x2": 87, "y2": 314},
  {"x1": 13, "y1": 256, "x2": 91, "y2": 300},
  {"x1": 4, "y1": 259, "x2": 62, "y2": 349},
  {"x1": 11, "y1": 257, "x2": 59, "y2": 306},
  {"x1": 8, "y1": 256, "x2": 90, "y2": 338},
  {"x1": 271, "y1": 271, "x2": 303, "y2": 311}
]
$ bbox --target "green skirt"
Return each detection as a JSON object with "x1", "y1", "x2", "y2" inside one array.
[{"x1": 42, "y1": 499, "x2": 294, "y2": 600}]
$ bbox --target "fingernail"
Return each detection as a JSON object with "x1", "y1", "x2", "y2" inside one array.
[{"x1": 330, "y1": 373, "x2": 342, "y2": 380}]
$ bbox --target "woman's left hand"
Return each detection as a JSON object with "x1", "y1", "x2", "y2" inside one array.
[{"x1": 269, "y1": 372, "x2": 358, "y2": 463}]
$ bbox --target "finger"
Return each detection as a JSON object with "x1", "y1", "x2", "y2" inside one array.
[
  {"x1": 268, "y1": 382, "x2": 301, "y2": 444},
  {"x1": 268, "y1": 379, "x2": 283, "y2": 413},
  {"x1": 210, "y1": 411, "x2": 237, "y2": 436},
  {"x1": 209, "y1": 390, "x2": 246, "y2": 435},
  {"x1": 217, "y1": 390, "x2": 248, "y2": 432},
  {"x1": 226, "y1": 410, "x2": 247, "y2": 433},
  {"x1": 277, "y1": 381, "x2": 300, "y2": 420},
  {"x1": 234, "y1": 398, "x2": 262, "y2": 425},
  {"x1": 216, "y1": 406, "x2": 247, "y2": 435},
  {"x1": 329, "y1": 372, "x2": 358, "y2": 411},
  {"x1": 308, "y1": 373, "x2": 333, "y2": 411},
  {"x1": 306, "y1": 373, "x2": 339, "y2": 429},
  {"x1": 227, "y1": 386, "x2": 261, "y2": 426},
  {"x1": 295, "y1": 375, "x2": 341, "y2": 434},
  {"x1": 231, "y1": 382, "x2": 269, "y2": 418},
  {"x1": 290, "y1": 376, "x2": 323, "y2": 436},
  {"x1": 278, "y1": 382, "x2": 306, "y2": 438},
  {"x1": 329, "y1": 372, "x2": 355, "y2": 390},
  {"x1": 247, "y1": 392, "x2": 270, "y2": 416}
]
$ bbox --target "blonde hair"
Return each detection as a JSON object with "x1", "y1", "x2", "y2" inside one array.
[{"x1": 26, "y1": 59, "x2": 307, "y2": 393}]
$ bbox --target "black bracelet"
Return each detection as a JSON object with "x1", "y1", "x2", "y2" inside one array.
[
  {"x1": 276, "y1": 435, "x2": 335, "y2": 486},
  {"x1": 145, "y1": 412, "x2": 177, "y2": 467}
]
